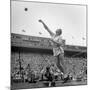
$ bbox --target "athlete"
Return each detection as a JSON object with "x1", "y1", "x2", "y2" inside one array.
[{"x1": 38, "y1": 19, "x2": 66, "y2": 77}]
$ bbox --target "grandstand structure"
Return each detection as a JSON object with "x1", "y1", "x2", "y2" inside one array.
[{"x1": 11, "y1": 33, "x2": 87, "y2": 88}]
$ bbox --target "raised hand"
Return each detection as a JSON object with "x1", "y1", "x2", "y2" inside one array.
[
  {"x1": 38, "y1": 19, "x2": 43, "y2": 23},
  {"x1": 38, "y1": 19, "x2": 54, "y2": 36}
]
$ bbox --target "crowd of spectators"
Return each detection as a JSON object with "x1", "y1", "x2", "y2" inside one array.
[{"x1": 11, "y1": 52, "x2": 87, "y2": 84}]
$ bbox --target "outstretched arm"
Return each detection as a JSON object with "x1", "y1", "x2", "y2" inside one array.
[
  {"x1": 38, "y1": 19, "x2": 55, "y2": 36},
  {"x1": 50, "y1": 39, "x2": 62, "y2": 46},
  {"x1": 50, "y1": 37, "x2": 64, "y2": 46}
]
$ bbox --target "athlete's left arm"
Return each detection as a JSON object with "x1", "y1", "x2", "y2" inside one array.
[{"x1": 50, "y1": 38, "x2": 63, "y2": 46}]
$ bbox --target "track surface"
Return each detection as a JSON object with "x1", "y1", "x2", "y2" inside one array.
[{"x1": 11, "y1": 80, "x2": 87, "y2": 90}]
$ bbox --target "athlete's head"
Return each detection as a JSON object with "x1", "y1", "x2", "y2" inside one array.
[{"x1": 55, "y1": 29, "x2": 62, "y2": 36}]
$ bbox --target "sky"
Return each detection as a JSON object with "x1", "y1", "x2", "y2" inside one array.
[{"x1": 11, "y1": 1, "x2": 87, "y2": 46}]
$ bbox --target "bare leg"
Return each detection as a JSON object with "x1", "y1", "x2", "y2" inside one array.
[{"x1": 56, "y1": 54, "x2": 66, "y2": 74}]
